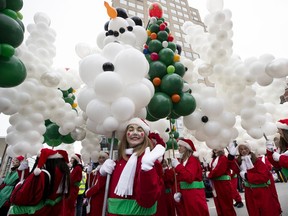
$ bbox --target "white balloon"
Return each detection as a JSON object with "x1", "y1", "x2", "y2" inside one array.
[
  {"x1": 93, "y1": 72, "x2": 124, "y2": 102},
  {"x1": 77, "y1": 87, "x2": 97, "y2": 112},
  {"x1": 103, "y1": 116, "x2": 120, "y2": 132},
  {"x1": 124, "y1": 83, "x2": 152, "y2": 110},
  {"x1": 102, "y1": 42, "x2": 125, "y2": 60},
  {"x1": 75, "y1": 42, "x2": 92, "y2": 58},
  {"x1": 201, "y1": 97, "x2": 224, "y2": 117},
  {"x1": 265, "y1": 58, "x2": 288, "y2": 78},
  {"x1": 203, "y1": 121, "x2": 221, "y2": 137},
  {"x1": 111, "y1": 97, "x2": 135, "y2": 121},
  {"x1": 183, "y1": 111, "x2": 203, "y2": 130},
  {"x1": 86, "y1": 99, "x2": 111, "y2": 124}
]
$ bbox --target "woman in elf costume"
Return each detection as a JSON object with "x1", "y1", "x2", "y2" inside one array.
[
  {"x1": 99, "y1": 118, "x2": 165, "y2": 215},
  {"x1": 8, "y1": 148, "x2": 70, "y2": 216}
]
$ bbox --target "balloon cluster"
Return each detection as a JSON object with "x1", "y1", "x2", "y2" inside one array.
[
  {"x1": 3, "y1": 13, "x2": 84, "y2": 157},
  {"x1": 0, "y1": 0, "x2": 26, "y2": 87},
  {"x1": 180, "y1": 0, "x2": 288, "y2": 150},
  {"x1": 145, "y1": 2, "x2": 196, "y2": 121}
]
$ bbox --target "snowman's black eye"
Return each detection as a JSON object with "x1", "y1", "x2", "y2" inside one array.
[
  {"x1": 127, "y1": 26, "x2": 133, "y2": 31},
  {"x1": 201, "y1": 116, "x2": 209, "y2": 123},
  {"x1": 119, "y1": 27, "x2": 125, "y2": 34},
  {"x1": 103, "y1": 62, "x2": 114, "y2": 71}
]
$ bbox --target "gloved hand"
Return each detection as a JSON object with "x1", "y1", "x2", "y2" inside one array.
[
  {"x1": 272, "y1": 152, "x2": 281, "y2": 162},
  {"x1": 99, "y1": 159, "x2": 115, "y2": 176},
  {"x1": 86, "y1": 164, "x2": 93, "y2": 174},
  {"x1": 173, "y1": 192, "x2": 182, "y2": 203},
  {"x1": 18, "y1": 160, "x2": 29, "y2": 171},
  {"x1": 148, "y1": 132, "x2": 166, "y2": 147},
  {"x1": 266, "y1": 140, "x2": 275, "y2": 152},
  {"x1": 228, "y1": 140, "x2": 238, "y2": 156},
  {"x1": 141, "y1": 145, "x2": 165, "y2": 171},
  {"x1": 203, "y1": 161, "x2": 208, "y2": 168},
  {"x1": 171, "y1": 158, "x2": 180, "y2": 168},
  {"x1": 205, "y1": 171, "x2": 210, "y2": 178},
  {"x1": 240, "y1": 170, "x2": 247, "y2": 180},
  {"x1": 243, "y1": 156, "x2": 254, "y2": 170}
]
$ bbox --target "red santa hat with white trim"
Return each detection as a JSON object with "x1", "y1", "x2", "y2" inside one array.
[
  {"x1": 276, "y1": 119, "x2": 288, "y2": 130},
  {"x1": 177, "y1": 137, "x2": 199, "y2": 157},
  {"x1": 71, "y1": 153, "x2": 82, "y2": 164},
  {"x1": 126, "y1": 118, "x2": 150, "y2": 135},
  {"x1": 34, "y1": 148, "x2": 69, "y2": 176}
]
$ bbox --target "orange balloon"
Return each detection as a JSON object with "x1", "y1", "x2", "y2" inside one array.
[
  {"x1": 104, "y1": 1, "x2": 117, "y2": 19},
  {"x1": 150, "y1": 32, "x2": 157, "y2": 40},
  {"x1": 171, "y1": 94, "x2": 181, "y2": 103},
  {"x1": 174, "y1": 54, "x2": 180, "y2": 62},
  {"x1": 153, "y1": 77, "x2": 161, "y2": 86},
  {"x1": 72, "y1": 103, "x2": 78, "y2": 108}
]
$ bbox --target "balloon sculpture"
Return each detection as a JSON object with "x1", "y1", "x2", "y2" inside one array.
[
  {"x1": 0, "y1": 0, "x2": 26, "y2": 87},
  {"x1": 145, "y1": 2, "x2": 196, "y2": 121}
]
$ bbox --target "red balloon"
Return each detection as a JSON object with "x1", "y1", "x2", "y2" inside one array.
[{"x1": 149, "y1": 3, "x2": 163, "y2": 18}]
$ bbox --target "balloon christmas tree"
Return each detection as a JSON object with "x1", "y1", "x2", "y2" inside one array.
[
  {"x1": 0, "y1": 0, "x2": 26, "y2": 87},
  {"x1": 145, "y1": 2, "x2": 196, "y2": 122}
]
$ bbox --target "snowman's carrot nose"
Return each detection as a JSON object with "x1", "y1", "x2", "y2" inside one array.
[{"x1": 104, "y1": 1, "x2": 117, "y2": 19}]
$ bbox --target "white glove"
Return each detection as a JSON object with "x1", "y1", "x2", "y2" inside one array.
[
  {"x1": 203, "y1": 161, "x2": 208, "y2": 168},
  {"x1": 266, "y1": 140, "x2": 275, "y2": 152},
  {"x1": 205, "y1": 171, "x2": 210, "y2": 178},
  {"x1": 99, "y1": 159, "x2": 115, "y2": 176},
  {"x1": 86, "y1": 164, "x2": 93, "y2": 174},
  {"x1": 272, "y1": 152, "x2": 281, "y2": 162},
  {"x1": 141, "y1": 145, "x2": 165, "y2": 171},
  {"x1": 240, "y1": 171, "x2": 247, "y2": 180},
  {"x1": 228, "y1": 141, "x2": 238, "y2": 156},
  {"x1": 173, "y1": 192, "x2": 182, "y2": 203},
  {"x1": 243, "y1": 156, "x2": 254, "y2": 170},
  {"x1": 171, "y1": 158, "x2": 180, "y2": 168},
  {"x1": 18, "y1": 160, "x2": 29, "y2": 171}
]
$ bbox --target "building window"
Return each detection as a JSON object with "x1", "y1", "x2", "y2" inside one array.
[
  {"x1": 128, "y1": 2, "x2": 135, "y2": 7},
  {"x1": 170, "y1": 2, "x2": 175, "y2": 7},
  {"x1": 175, "y1": 32, "x2": 181, "y2": 37},
  {"x1": 173, "y1": 24, "x2": 180, "y2": 29},
  {"x1": 178, "y1": 12, "x2": 183, "y2": 16},
  {"x1": 172, "y1": 16, "x2": 178, "y2": 21},
  {"x1": 183, "y1": 8, "x2": 187, "y2": 12},
  {"x1": 120, "y1": 0, "x2": 127, "y2": 5},
  {"x1": 184, "y1": 14, "x2": 189, "y2": 18},
  {"x1": 137, "y1": 5, "x2": 143, "y2": 10},
  {"x1": 179, "y1": 18, "x2": 184, "y2": 23},
  {"x1": 171, "y1": 9, "x2": 176, "y2": 14}
]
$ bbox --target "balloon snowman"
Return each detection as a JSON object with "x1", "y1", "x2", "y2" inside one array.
[
  {"x1": 180, "y1": 0, "x2": 288, "y2": 151},
  {"x1": 77, "y1": 2, "x2": 153, "y2": 140},
  {"x1": 0, "y1": 0, "x2": 26, "y2": 87}
]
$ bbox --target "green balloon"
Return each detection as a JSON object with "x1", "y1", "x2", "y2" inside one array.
[
  {"x1": 174, "y1": 62, "x2": 186, "y2": 77},
  {"x1": 149, "y1": 23, "x2": 159, "y2": 33},
  {"x1": 166, "y1": 137, "x2": 177, "y2": 150},
  {"x1": 170, "y1": 119, "x2": 176, "y2": 124},
  {"x1": 160, "y1": 73, "x2": 183, "y2": 96},
  {"x1": 0, "y1": 0, "x2": 6, "y2": 10},
  {"x1": 0, "y1": 55, "x2": 26, "y2": 87},
  {"x1": 173, "y1": 93, "x2": 196, "y2": 116},
  {"x1": 0, "y1": 44, "x2": 15, "y2": 57},
  {"x1": 159, "y1": 48, "x2": 174, "y2": 66},
  {"x1": 45, "y1": 138, "x2": 62, "y2": 147},
  {"x1": 0, "y1": 13, "x2": 24, "y2": 48},
  {"x1": 169, "y1": 110, "x2": 181, "y2": 119},
  {"x1": 148, "y1": 39, "x2": 162, "y2": 53},
  {"x1": 64, "y1": 97, "x2": 74, "y2": 105},
  {"x1": 146, "y1": 108, "x2": 160, "y2": 122},
  {"x1": 45, "y1": 123, "x2": 61, "y2": 140},
  {"x1": 147, "y1": 92, "x2": 172, "y2": 119},
  {"x1": 62, "y1": 134, "x2": 75, "y2": 144},
  {"x1": 157, "y1": 31, "x2": 168, "y2": 42},
  {"x1": 173, "y1": 131, "x2": 180, "y2": 139},
  {"x1": 145, "y1": 54, "x2": 152, "y2": 64},
  {"x1": 148, "y1": 61, "x2": 167, "y2": 79},
  {"x1": 6, "y1": 0, "x2": 23, "y2": 11},
  {"x1": 167, "y1": 42, "x2": 176, "y2": 52}
]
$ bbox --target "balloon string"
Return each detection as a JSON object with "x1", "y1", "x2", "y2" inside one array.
[{"x1": 169, "y1": 119, "x2": 178, "y2": 193}]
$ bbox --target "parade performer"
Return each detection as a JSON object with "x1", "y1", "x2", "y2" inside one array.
[
  {"x1": 229, "y1": 142, "x2": 281, "y2": 216},
  {"x1": 100, "y1": 118, "x2": 165, "y2": 215},
  {"x1": 171, "y1": 137, "x2": 209, "y2": 216},
  {"x1": 207, "y1": 149, "x2": 236, "y2": 216},
  {"x1": 8, "y1": 148, "x2": 70, "y2": 216},
  {"x1": 0, "y1": 155, "x2": 28, "y2": 215},
  {"x1": 85, "y1": 151, "x2": 109, "y2": 216},
  {"x1": 64, "y1": 153, "x2": 83, "y2": 216}
]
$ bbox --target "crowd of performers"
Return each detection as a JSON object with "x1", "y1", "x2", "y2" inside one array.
[{"x1": 1, "y1": 117, "x2": 288, "y2": 216}]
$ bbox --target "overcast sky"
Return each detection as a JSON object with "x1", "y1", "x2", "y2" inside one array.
[{"x1": 1, "y1": 0, "x2": 288, "y2": 136}]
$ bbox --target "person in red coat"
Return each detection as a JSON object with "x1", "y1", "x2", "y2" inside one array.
[
  {"x1": 207, "y1": 149, "x2": 236, "y2": 216},
  {"x1": 229, "y1": 142, "x2": 281, "y2": 216},
  {"x1": 85, "y1": 151, "x2": 109, "y2": 216},
  {"x1": 0, "y1": 155, "x2": 29, "y2": 215},
  {"x1": 99, "y1": 118, "x2": 165, "y2": 215},
  {"x1": 8, "y1": 148, "x2": 70, "y2": 216},
  {"x1": 171, "y1": 137, "x2": 209, "y2": 216},
  {"x1": 65, "y1": 153, "x2": 83, "y2": 216}
]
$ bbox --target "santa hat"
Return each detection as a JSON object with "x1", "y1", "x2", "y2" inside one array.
[
  {"x1": 276, "y1": 119, "x2": 288, "y2": 130},
  {"x1": 34, "y1": 148, "x2": 68, "y2": 176},
  {"x1": 71, "y1": 153, "x2": 82, "y2": 164},
  {"x1": 16, "y1": 155, "x2": 24, "y2": 162},
  {"x1": 126, "y1": 118, "x2": 150, "y2": 135},
  {"x1": 177, "y1": 138, "x2": 199, "y2": 157},
  {"x1": 238, "y1": 141, "x2": 251, "y2": 152},
  {"x1": 99, "y1": 151, "x2": 109, "y2": 159},
  {"x1": 148, "y1": 132, "x2": 166, "y2": 148}
]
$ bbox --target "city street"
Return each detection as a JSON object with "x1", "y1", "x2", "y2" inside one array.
[{"x1": 207, "y1": 182, "x2": 288, "y2": 216}]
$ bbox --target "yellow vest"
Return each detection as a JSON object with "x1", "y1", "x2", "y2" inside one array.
[{"x1": 78, "y1": 171, "x2": 87, "y2": 195}]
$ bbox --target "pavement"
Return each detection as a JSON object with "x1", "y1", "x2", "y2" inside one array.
[{"x1": 207, "y1": 182, "x2": 288, "y2": 216}]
